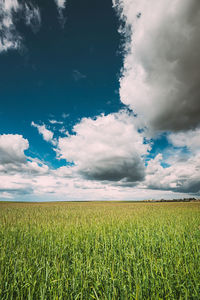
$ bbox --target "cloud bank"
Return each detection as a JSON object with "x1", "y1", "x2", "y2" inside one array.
[{"x1": 0, "y1": 133, "x2": 194, "y2": 201}]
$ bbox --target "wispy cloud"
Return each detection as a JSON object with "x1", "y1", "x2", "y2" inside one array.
[
  {"x1": 54, "y1": 0, "x2": 66, "y2": 10},
  {"x1": 0, "y1": 0, "x2": 41, "y2": 52},
  {"x1": 0, "y1": 0, "x2": 21, "y2": 52},
  {"x1": 54, "y1": 0, "x2": 67, "y2": 27},
  {"x1": 31, "y1": 121, "x2": 56, "y2": 145},
  {"x1": 49, "y1": 119, "x2": 63, "y2": 125},
  {"x1": 24, "y1": 3, "x2": 41, "y2": 33},
  {"x1": 62, "y1": 113, "x2": 69, "y2": 119},
  {"x1": 72, "y1": 69, "x2": 86, "y2": 81}
]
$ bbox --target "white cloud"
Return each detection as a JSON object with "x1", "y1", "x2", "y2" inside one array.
[
  {"x1": 168, "y1": 128, "x2": 200, "y2": 153},
  {"x1": 0, "y1": 134, "x2": 50, "y2": 199},
  {"x1": 55, "y1": 0, "x2": 66, "y2": 9},
  {"x1": 59, "y1": 126, "x2": 67, "y2": 134},
  {"x1": 113, "y1": 0, "x2": 200, "y2": 131},
  {"x1": 31, "y1": 121, "x2": 56, "y2": 144},
  {"x1": 49, "y1": 119, "x2": 63, "y2": 125},
  {"x1": 0, "y1": 134, "x2": 49, "y2": 175},
  {"x1": 54, "y1": 0, "x2": 67, "y2": 27},
  {"x1": 57, "y1": 110, "x2": 150, "y2": 182},
  {"x1": 0, "y1": 0, "x2": 41, "y2": 52},
  {"x1": 3, "y1": 0, "x2": 19, "y2": 11},
  {"x1": 0, "y1": 134, "x2": 28, "y2": 164},
  {"x1": 0, "y1": 0, "x2": 21, "y2": 52},
  {"x1": 144, "y1": 153, "x2": 200, "y2": 194}
]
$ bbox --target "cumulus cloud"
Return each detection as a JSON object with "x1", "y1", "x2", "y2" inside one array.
[
  {"x1": 0, "y1": 134, "x2": 28, "y2": 164},
  {"x1": 0, "y1": 133, "x2": 197, "y2": 201},
  {"x1": 31, "y1": 121, "x2": 56, "y2": 145},
  {"x1": 23, "y1": 112, "x2": 151, "y2": 198},
  {"x1": 0, "y1": 134, "x2": 48, "y2": 174},
  {"x1": 144, "y1": 153, "x2": 200, "y2": 194},
  {"x1": 168, "y1": 128, "x2": 200, "y2": 153},
  {"x1": 0, "y1": 134, "x2": 132, "y2": 200},
  {"x1": 57, "y1": 110, "x2": 149, "y2": 183},
  {"x1": 0, "y1": 0, "x2": 41, "y2": 52},
  {"x1": 113, "y1": 0, "x2": 200, "y2": 131},
  {"x1": 0, "y1": 134, "x2": 50, "y2": 199}
]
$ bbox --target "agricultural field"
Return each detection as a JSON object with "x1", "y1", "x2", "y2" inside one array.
[{"x1": 0, "y1": 201, "x2": 200, "y2": 299}]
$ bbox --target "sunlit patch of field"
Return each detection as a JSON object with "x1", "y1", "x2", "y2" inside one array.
[{"x1": 0, "y1": 201, "x2": 200, "y2": 299}]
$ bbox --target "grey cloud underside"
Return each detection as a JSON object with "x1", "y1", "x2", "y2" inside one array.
[
  {"x1": 146, "y1": 159, "x2": 200, "y2": 195},
  {"x1": 0, "y1": 153, "x2": 26, "y2": 165},
  {"x1": 79, "y1": 156, "x2": 145, "y2": 182},
  {"x1": 0, "y1": 163, "x2": 48, "y2": 176},
  {"x1": 148, "y1": 181, "x2": 200, "y2": 195},
  {"x1": 151, "y1": 1, "x2": 200, "y2": 131},
  {"x1": 0, "y1": 187, "x2": 33, "y2": 195},
  {"x1": 151, "y1": 46, "x2": 200, "y2": 131},
  {"x1": 174, "y1": 181, "x2": 200, "y2": 194},
  {"x1": 145, "y1": 173, "x2": 200, "y2": 194}
]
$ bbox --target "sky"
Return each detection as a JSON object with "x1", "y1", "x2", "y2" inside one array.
[{"x1": 0, "y1": 0, "x2": 200, "y2": 201}]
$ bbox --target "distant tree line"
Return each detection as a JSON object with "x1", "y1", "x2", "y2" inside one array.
[{"x1": 144, "y1": 198, "x2": 198, "y2": 203}]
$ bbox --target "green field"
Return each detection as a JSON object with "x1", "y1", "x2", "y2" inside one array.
[{"x1": 0, "y1": 201, "x2": 200, "y2": 299}]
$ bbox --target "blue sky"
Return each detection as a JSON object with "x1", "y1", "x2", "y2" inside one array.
[
  {"x1": 0, "y1": 0, "x2": 123, "y2": 156},
  {"x1": 0, "y1": 0, "x2": 200, "y2": 201}
]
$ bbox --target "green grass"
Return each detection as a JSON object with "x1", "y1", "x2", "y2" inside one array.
[{"x1": 0, "y1": 201, "x2": 200, "y2": 299}]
